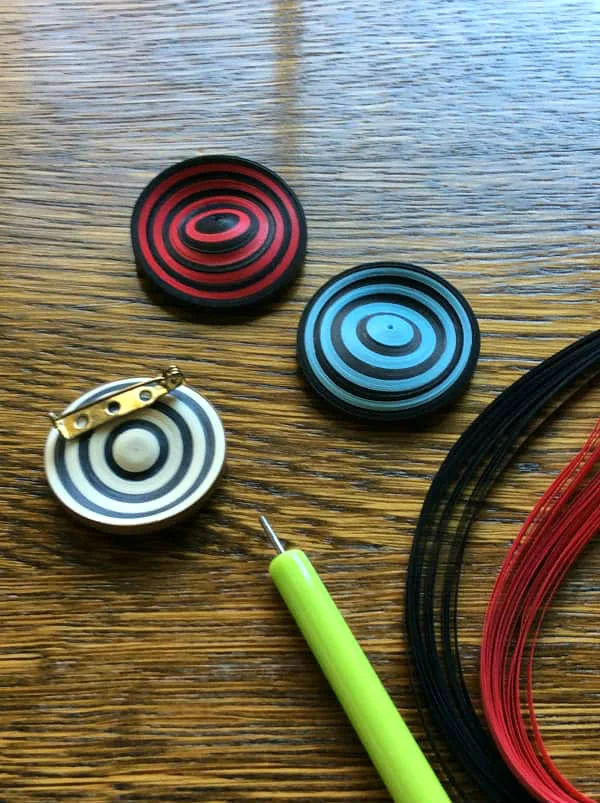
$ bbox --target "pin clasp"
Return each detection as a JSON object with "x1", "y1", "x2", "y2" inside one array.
[{"x1": 50, "y1": 365, "x2": 185, "y2": 440}]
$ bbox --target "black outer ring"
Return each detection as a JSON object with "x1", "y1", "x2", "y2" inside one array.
[
  {"x1": 296, "y1": 262, "x2": 481, "y2": 422},
  {"x1": 131, "y1": 155, "x2": 307, "y2": 310}
]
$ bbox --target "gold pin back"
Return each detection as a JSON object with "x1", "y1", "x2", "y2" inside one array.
[{"x1": 50, "y1": 365, "x2": 185, "y2": 440}]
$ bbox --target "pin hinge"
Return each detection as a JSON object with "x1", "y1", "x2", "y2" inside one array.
[{"x1": 50, "y1": 365, "x2": 185, "y2": 440}]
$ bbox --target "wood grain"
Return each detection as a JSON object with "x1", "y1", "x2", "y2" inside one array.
[{"x1": 1, "y1": 1, "x2": 598, "y2": 800}]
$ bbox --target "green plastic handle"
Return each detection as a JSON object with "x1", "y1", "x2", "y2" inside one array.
[{"x1": 269, "y1": 548, "x2": 452, "y2": 803}]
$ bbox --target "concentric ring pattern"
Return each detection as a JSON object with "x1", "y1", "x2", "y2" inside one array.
[
  {"x1": 297, "y1": 263, "x2": 480, "y2": 421},
  {"x1": 131, "y1": 155, "x2": 307, "y2": 309},
  {"x1": 45, "y1": 379, "x2": 226, "y2": 532}
]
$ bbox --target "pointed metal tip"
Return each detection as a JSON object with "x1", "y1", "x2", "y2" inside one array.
[{"x1": 259, "y1": 515, "x2": 286, "y2": 554}]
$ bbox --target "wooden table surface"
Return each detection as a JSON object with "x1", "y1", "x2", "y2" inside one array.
[{"x1": 1, "y1": 2, "x2": 598, "y2": 801}]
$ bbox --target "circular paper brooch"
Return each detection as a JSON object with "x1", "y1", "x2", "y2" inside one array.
[
  {"x1": 131, "y1": 155, "x2": 307, "y2": 310},
  {"x1": 45, "y1": 367, "x2": 226, "y2": 533},
  {"x1": 297, "y1": 262, "x2": 479, "y2": 421}
]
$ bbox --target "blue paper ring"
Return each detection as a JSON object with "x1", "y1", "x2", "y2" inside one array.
[{"x1": 297, "y1": 263, "x2": 480, "y2": 421}]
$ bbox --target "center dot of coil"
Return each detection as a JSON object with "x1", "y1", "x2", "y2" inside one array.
[
  {"x1": 195, "y1": 212, "x2": 240, "y2": 235},
  {"x1": 111, "y1": 427, "x2": 161, "y2": 473},
  {"x1": 365, "y1": 313, "x2": 413, "y2": 347}
]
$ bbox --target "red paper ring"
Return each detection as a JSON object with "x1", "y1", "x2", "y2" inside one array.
[{"x1": 131, "y1": 156, "x2": 307, "y2": 310}]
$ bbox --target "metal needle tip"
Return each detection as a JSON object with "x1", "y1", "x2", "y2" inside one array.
[{"x1": 260, "y1": 515, "x2": 286, "y2": 554}]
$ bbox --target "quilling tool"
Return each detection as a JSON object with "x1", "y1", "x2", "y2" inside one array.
[
  {"x1": 260, "y1": 516, "x2": 452, "y2": 803},
  {"x1": 297, "y1": 262, "x2": 479, "y2": 421},
  {"x1": 131, "y1": 155, "x2": 307, "y2": 310},
  {"x1": 45, "y1": 366, "x2": 226, "y2": 534}
]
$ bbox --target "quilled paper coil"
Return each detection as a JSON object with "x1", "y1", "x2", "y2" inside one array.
[
  {"x1": 297, "y1": 262, "x2": 480, "y2": 421},
  {"x1": 131, "y1": 155, "x2": 307, "y2": 310},
  {"x1": 45, "y1": 378, "x2": 226, "y2": 533}
]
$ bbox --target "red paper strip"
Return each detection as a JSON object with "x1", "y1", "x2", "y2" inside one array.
[{"x1": 481, "y1": 419, "x2": 600, "y2": 803}]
